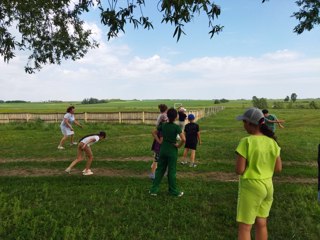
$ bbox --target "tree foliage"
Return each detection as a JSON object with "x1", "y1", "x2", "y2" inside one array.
[
  {"x1": 81, "y1": 97, "x2": 108, "y2": 104},
  {"x1": 0, "y1": 0, "x2": 319, "y2": 73},
  {"x1": 291, "y1": 93, "x2": 298, "y2": 103},
  {"x1": 252, "y1": 96, "x2": 268, "y2": 109}
]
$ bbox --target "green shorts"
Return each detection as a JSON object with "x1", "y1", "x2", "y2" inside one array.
[{"x1": 236, "y1": 178, "x2": 274, "y2": 225}]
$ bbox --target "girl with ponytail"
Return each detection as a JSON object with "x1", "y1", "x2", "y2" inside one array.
[
  {"x1": 235, "y1": 108, "x2": 282, "y2": 240},
  {"x1": 65, "y1": 131, "x2": 106, "y2": 175}
]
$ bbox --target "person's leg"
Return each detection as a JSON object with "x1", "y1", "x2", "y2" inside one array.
[
  {"x1": 167, "y1": 150, "x2": 181, "y2": 196},
  {"x1": 151, "y1": 153, "x2": 159, "y2": 176},
  {"x1": 151, "y1": 161, "x2": 157, "y2": 173},
  {"x1": 70, "y1": 134, "x2": 74, "y2": 144},
  {"x1": 150, "y1": 156, "x2": 167, "y2": 194},
  {"x1": 58, "y1": 135, "x2": 68, "y2": 148},
  {"x1": 65, "y1": 145, "x2": 83, "y2": 171},
  {"x1": 181, "y1": 148, "x2": 189, "y2": 164},
  {"x1": 255, "y1": 217, "x2": 268, "y2": 240},
  {"x1": 190, "y1": 149, "x2": 196, "y2": 164},
  {"x1": 238, "y1": 223, "x2": 252, "y2": 240},
  {"x1": 84, "y1": 147, "x2": 93, "y2": 171}
]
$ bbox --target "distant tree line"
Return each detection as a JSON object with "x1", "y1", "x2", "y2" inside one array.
[
  {"x1": 0, "y1": 100, "x2": 29, "y2": 103},
  {"x1": 252, "y1": 93, "x2": 320, "y2": 109},
  {"x1": 213, "y1": 99, "x2": 229, "y2": 104},
  {"x1": 81, "y1": 98, "x2": 124, "y2": 104}
]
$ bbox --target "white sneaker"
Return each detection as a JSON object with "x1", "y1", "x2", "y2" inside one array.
[
  {"x1": 65, "y1": 168, "x2": 71, "y2": 174},
  {"x1": 178, "y1": 192, "x2": 184, "y2": 197},
  {"x1": 71, "y1": 142, "x2": 78, "y2": 146},
  {"x1": 83, "y1": 169, "x2": 93, "y2": 176},
  {"x1": 57, "y1": 146, "x2": 65, "y2": 150}
]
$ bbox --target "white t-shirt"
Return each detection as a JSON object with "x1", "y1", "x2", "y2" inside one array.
[
  {"x1": 80, "y1": 135, "x2": 100, "y2": 146},
  {"x1": 60, "y1": 113, "x2": 75, "y2": 127}
]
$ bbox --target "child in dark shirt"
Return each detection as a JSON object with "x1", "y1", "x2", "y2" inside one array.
[{"x1": 181, "y1": 114, "x2": 201, "y2": 167}]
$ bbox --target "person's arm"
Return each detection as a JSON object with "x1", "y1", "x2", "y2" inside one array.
[
  {"x1": 63, "y1": 118, "x2": 73, "y2": 130},
  {"x1": 274, "y1": 156, "x2": 282, "y2": 173},
  {"x1": 235, "y1": 153, "x2": 247, "y2": 175},
  {"x1": 175, "y1": 132, "x2": 186, "y2": 148},
  {"x1": 74, "y1": 119, "x2": 82, "y2": 128},
  {"x1": 197, "y1": 132, "x2": 201, "y2": 145},
  {"x1": 152, "y1": 129, "x2": 162, "y2": 144}
]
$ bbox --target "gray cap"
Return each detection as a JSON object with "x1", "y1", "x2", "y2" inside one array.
[{"x1": 236, "y1": 107, "x2": 264, "y2": 125}]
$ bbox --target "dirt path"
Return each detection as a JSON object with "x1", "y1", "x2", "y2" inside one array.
[{"x1": 0, "y1": 167, "x2": 316, "y2": 184}]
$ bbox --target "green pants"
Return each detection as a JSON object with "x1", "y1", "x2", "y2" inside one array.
[{"x1": 150, "y1": 146, "x2": 180, "y2": 196}]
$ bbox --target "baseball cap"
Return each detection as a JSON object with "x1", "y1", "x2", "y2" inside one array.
[
  {"x1": 236, "y1": 107, "x2": 264, "y2": 125},
  {"x1": 188, "y1": 114, "x2": 195, "y2": 120}
]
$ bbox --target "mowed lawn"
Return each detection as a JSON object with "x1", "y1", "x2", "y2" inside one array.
[{"x1": 0, "y1": 104, "x2": 320, "y2": 239}]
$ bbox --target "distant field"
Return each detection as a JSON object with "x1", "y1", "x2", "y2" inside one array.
[
  {"x1": 1, "y1": 98, "x2": 319, "y2": 113},
  {"x1": 0, "y1": 99, "x2": 221, "y2": 113}
]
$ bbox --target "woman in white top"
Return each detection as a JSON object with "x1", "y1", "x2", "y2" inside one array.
[
  {"x1": 58, "y1": 106, "x2": 82, "y2": 149},
  {"x1": 65, "y1": 131, "x2": 106, "y2": 175}
]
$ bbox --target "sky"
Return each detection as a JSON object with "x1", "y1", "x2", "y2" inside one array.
[{"x1": 1, "y1": 0, "x2": 320, "y2": 102}]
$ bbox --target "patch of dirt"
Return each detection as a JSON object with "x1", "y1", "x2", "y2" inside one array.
[{"x1": 0, "y1": 168, "x2": 316, "y2": 184}]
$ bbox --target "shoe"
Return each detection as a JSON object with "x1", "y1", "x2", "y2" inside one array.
[
  {"x1": 70, "y1": 142, "x2": 78, "y2": 146},
  {"x1": 180, "y1": 161, "x2": 187, "y2": 165},
  {"x1": 83, "y1": 169, "x2": 93, "y2": 176},
  {"x1": 149, "y1": 191, "x2": 157, "y2": 196},
  {"x1": 149, "y1": 173, "x2": 155, "y2": 180},
  {"x1": 65, "y1": 168, "x2": 71, "y2": 174},
  {"x1": 178, "y1": 192, "x2": 184, "y2": 197},
  {"x1": 82, "y1": 169, "x2": 87, "y2": 173},
  {"x1": 189, "y1": 163, "x2": 197, "y2": 167},
  {"x1": 57, "y1": 146, "x2": 65, "y2": 150}
]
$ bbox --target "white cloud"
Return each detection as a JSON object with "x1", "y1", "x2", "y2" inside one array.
[{"x1": 1, "y1": 40, "x2": 319, "y2": 101}]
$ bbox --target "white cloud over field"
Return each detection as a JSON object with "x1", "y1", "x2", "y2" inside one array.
[{"x1": 0, "y1": 29, "x2": 319, "y2": 101}]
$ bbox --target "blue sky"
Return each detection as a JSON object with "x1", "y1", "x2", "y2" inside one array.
[{"x1": 0, "y1": 0, "x2": 319, "y2": 101}]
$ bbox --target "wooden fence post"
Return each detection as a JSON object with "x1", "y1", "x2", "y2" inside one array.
[
  {"x1": 119, "y1": 112, "x2": 122, "y2": 124},
  {"x1": 84, "y1": 112, "x2": 88, "y2": 123}
]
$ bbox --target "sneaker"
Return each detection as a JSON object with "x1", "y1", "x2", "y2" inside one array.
[
  {"x1": 65, "y1": 168, "x2": 71, "y2": 174},
  {"x1": 189, "y1": 163, "x2": 197, "y2": 167},
  {"x1": 149, "y1": 173, "x2": 155, "y2": 180},
  {"x1": 70, "y1": 142, "x2": 78, "y2": 146},
  {"x1": 83, "y1": 169, "x2": 93, "y2": 176},
  {"x1": 180, "y1": 161, "x2": 187, "y2": 165},
  {"x1": 178, "y1": 192, "x2": 184, "y2": 197},
  {"x1": 57, "y1": 146, "x2": 65, "y2": 150},
  {"x1": 149, "y1": 191, "x2": 157, "y2": 196}
]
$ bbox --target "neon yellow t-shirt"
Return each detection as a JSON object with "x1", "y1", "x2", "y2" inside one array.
[{"x1": 235, "y1": 135, "x2": 280, "y2": 179}]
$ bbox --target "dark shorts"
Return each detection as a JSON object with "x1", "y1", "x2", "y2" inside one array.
[{"x1": 185, "y1": 139, "x2": 198, "y2": 150}]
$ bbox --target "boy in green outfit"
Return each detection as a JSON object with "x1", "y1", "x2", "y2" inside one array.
[{"x1": 150, "y1": 108, "x2": 186, "y2": 197}]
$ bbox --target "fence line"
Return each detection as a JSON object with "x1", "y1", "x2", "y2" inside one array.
[{"x1": 0, "y1": 106, "x2": 224, "y2": 124}]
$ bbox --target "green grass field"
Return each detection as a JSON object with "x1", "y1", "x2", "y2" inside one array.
[{"x1": 0, "y1": 101, "x2": 320, "y2": 239}]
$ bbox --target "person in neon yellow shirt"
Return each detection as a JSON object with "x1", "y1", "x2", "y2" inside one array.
[{"x1": 235, "y1": 107, "x2": 282, "y2": 240}]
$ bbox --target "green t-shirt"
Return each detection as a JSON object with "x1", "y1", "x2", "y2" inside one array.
[
  {"x1": 158, "y1": 122, "x2": 182, "y2": 150},
  {"x1": 235, "y1": 135, "x2": 280, "y2": 179},
  {"x1": 264, "y1": 114, "x2": 277, "y2": 132}
]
